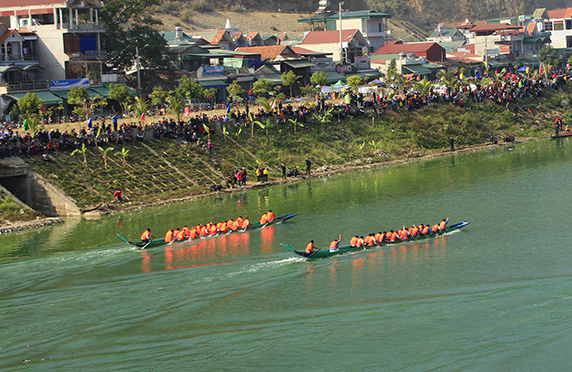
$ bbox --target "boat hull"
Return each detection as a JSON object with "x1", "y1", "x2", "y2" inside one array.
[
  {"x1": 118, "y1": 212, "x2": 299, "y2": 249},
  {"x1": 282, "y1": 219, "x2": 472, "y2": 259}
]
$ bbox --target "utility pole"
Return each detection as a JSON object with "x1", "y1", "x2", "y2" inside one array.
[
  {"x1": 339, "y1": 1, "x2": 344, "y2": 63},
  {"x1": 136, "y1": 44, "x2": 142, "y2": 98}
]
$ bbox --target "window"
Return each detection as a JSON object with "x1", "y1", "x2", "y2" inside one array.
[
  {"x1": 554, "y1": 21, "x2": 564, "y2": 31},
  {"x1": 566, "y1": 20, "x2": 572, "y2": 30},
  {"x1": 378, "y1": 23, "x2": 382, "y2": 32},
  {"x1": 545, "y1": 21, "x2": 553, "y2": 31}
]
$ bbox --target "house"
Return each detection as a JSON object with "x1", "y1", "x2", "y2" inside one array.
[
  {"x1": 245, "y1": 32, "x2": 263, "y2": 47},
  {"x1": 298, "y1": 10, "x2": 391, "y2": 53},
  {"x1": 427, "y1": 23, "x2": 466, "y2": 43},
  {"x1": 0, "y1": 0, "x2": 108, "y2": 120},
  {"x1": 373, "y1": 42, "x2": 446, "y2": 62},
  {"x1": 545, "y1": 8, "x2": 572, "y2": 48},
  {"x1": 300, "y1": 29, "x2": 369, "y2": 63},
  {"x1": 0, "y1": 0, "x2": 106, "y2": 83},
  {"x1": 469, "y1": 22, "x2": 524, "y2": 61}
]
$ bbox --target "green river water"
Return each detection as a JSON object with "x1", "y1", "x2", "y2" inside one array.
[{"x1": 1, "y1": 138, "x2": 572, "y2": 370}]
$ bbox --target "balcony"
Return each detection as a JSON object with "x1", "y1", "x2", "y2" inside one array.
[
  {"x1": 6, "y1": 80, "x2": 50, "y2": 93},
  {"x1": 60, "y1": 23, "x2": 106, "y2": 33}
]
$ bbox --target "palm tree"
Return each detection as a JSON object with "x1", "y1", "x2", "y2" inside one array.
[
  {"x1": 414, "y1": 78, "x2": 433, "y2": 96},
  {"x1": 115, "y1": 147, "x2": 129, "y2": 165},
  {"x1": 288, "y1": 117, "x2": 303, "y2": 135},
  {"x1": 98, "y1": 147, "x2": 114, "y2": 170},
  {"x1": 313, "y1": 107, "x2": 334, "y2": 132},
  {"x1": 71, "y1": 143, "x2": 88, "y2": 170},
  {"x1": 437, "y1": 70, "x2": 456, "y2": 93},
  {"x1": 253, "y1": 118, "x2": 272, "y2": 136}
]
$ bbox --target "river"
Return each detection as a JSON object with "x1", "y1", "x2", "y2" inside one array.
[{"x1": 1, "y1": 138, "x2": 572, "y2": 370}]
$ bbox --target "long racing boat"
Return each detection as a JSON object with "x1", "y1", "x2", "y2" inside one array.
[
  {"x1": 281, "y1": 219, "x2": 472, "y2": 259},
  {"x1": 118, "y1": 212, "x2": 299, "y2": 249}
]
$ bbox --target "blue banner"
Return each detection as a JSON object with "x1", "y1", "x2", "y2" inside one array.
[
  {"x1": 203, "y1": 66, "x2": 224, "y2": 76},
  {"x1": 50, "y1": 78, "x2": 89, "y2": 91}
]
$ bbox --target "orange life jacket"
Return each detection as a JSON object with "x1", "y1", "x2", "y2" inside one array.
[
  {"x1": 305, "y1": 242, "x2": 314, "y2": 253},
  {"x1": 140, "y1": 230, "x2": 150, "y2": 240},
  {"x1": 174, "y1": 230, "x2": 185, "y2": 240},
  {"x1": 260, "y1": 214, "x2": 268, "y2": 224},
  {"x1": 219, "y1": 223, "x2": 227, "y2": 232},
  {"x1": 227, "y1": 220, "x2": 234, "y2": 230},
  {"x1": 439, "y1": 221, "x2": 447, "y2": 230},
  {"x1": 241, "y1": 219, "x2": 250, "y2": 229},
  {"x1": 189, "y1": 229, "x2": 197, "y2": 239},
  {"x1": 374, "y1": 233, "x2": 382, "y2": 242},
  {"x1": 232, "y1": 220, "x2": 240, "y2": 230},
  {"x1": 267, "y1": 211, "x2": 274, "y2": 222},
  {"x1": 208, "y1": 225, "x2": 217, "y2": 235},
  {"x1": 350, "y1": 236, "x2": 359, "y2": 247},
  {"x1": 390, "y1": 231, "x2": 398, "y2": 241},
  {"x1": 422, "y1": 226, "x2": 430, "y2": 234},
  {"x1": 431, "y1": 224, "x2": 439, "y2": 233},
  {"x1": 364, "y1": 236, "x2": 373, "y2": 246},
  {"x1": 329, "y1": 240, "x2": 339, "y2": 250},
  {"x1": 164, "y1": 230, "x2": 174, "y2": 242},
  {"x1": 181, "y1": 227, "x2": 190, "y2": 238}
]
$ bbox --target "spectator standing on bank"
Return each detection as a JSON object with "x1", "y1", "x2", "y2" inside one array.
[{"x1": 306, "y1": 158, "x2": 311, "y2": 176}]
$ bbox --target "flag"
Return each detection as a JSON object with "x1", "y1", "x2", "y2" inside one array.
[
  {"x1": 226, "y1": 104, "x2": 231, "y2": 113},
  {"x1": 525, "y1": 67, "x2": 530, "y2": 74},
  {"x1": 475, "y1": 71, "x2": 480, "y2": 79},
  {"x1": 140, "y1": 112, "x2": 145, "y2": 122},
  {"x1": 539, "y1": 64, "x2": 543, "y2": 74},
  {"x1": 459, "y1": 72, "x2": 463, "y2": 80},
  {"x1": 271, "y1": 100, "x2": 277, "y2": 110},
  {"x1": 247, "y1": 88, "x2": 253, "y2": 95},
  {"x1": 42, "y1": 105, "x2": 46, "y2": 113},
  {"x1": 23, "y1": 118, "x2": 28, "y2": 131},
  {"x1": 87, "y1": 117, "x2": 92, "y2": 128},
  {"x1": 184, "y1": 106, "x2": 190, "y2": 117}
]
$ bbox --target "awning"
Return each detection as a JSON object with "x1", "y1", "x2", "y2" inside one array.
[
  {"x1": 255, "y1": 74, "x2": 282, "y2": 84},
  {"x1": 89, "y1": 86, "x2": 110, "y2": 97},
  {"x1": 198, "y1": 79, "x2": 228, "y2": 88},
  {"x1": 324, "y1": 71, "x2": 346, "y2": 84},
  {"x1": 52, "y1": 89, "x2": 102, "y2": 100},
  {"x1": 8, "y1": 91, "x2": 63, "y2": 105},
  {"x1": 402, "y1": 65, "x2": 432, "y2": 75},
  {"x1": 284, "y1": 60, "x2": 316, "y2": 69}
]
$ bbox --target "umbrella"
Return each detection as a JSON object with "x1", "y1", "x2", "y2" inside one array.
[{"x1": 517, "y1": 66, "x2": 527, "y2": 72}]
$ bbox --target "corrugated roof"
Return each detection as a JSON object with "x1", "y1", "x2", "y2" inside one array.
[
  {"x1": 235, "y1": 45, "x2": 298, "y2": 61},
  {"x1": 301, "y1": 29, "x2": 360, "y2": 45},
  {"x1": 373, "y1": 42, "x2": 442, "y2": 55},
  {"x1": 470, "y1": 22, "x2": 522, "y2": 33},
  {"x1": 547, "y1": 8, "x2": 572, "y2": 19},
  {"x1": 8, "y1": 91, "x2": 63, "y2": 105}
]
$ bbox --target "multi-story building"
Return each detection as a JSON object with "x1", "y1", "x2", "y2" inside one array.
[
  {"x1": 545, "y1": 8, "x2": 572, "y2": 48},
  {"x1": 0, "y1": 0, "x2": 106, "y2": 83}
]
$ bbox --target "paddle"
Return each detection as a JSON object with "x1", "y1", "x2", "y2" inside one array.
[{"x1": 140, "y1": 241, "x2": 151, "y2": 249}]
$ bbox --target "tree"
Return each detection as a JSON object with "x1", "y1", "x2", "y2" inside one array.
[
  {"x1": 387, "y1": 59, "x2": 398, "y2": 76},
  {"x1": 300, "y1": 85, "x2": 317, "y2": 98},
  {"x1": 281, "y1": 70, "x2": 299, "y2": 97},
  {"x1": 68, "y1": 87, "x2": 105, "y2": 121},
  {"x1": 166, "y1": 94, "x2": 182, "y2": 121},
  {"x1": 437, "y1": 70, "x2": 456, "y2": 92},
  {"x1": 98, "y1": 147, "x2": 115, "y2": 170},
  {"x1": 226, "y1": 80, "x2": 244, "y2": 102},
  {"x1": 288, "y1": 117, "x2": 303, "y2": 134},
  {"x1": 538, "y1": 44, "x2": 557, "y2": 73},
  {"x1": 71, "y1": 143, "x2": 88, "y2": 170},
  {"x1": 313, "y1": 107, "x2": 334, "y2": 132},
  {"x1": 115, "y1": 147, "x2": 130, "y2": 165},
  {"x1": 310, "y1": 71, "x2": 328, "y2": 87},
  {"x1": 99, "y1": 0, "x2": 171, "y2": 72},
  {"x1": 133, "y1": 96, "x2": 147, "y2": 118},
  {"x1": 203, "y1": 88, "x2": 217, "y2": 103},
  {"x1": 414, "y1": 78, "x2": 433, "y2": 96},
  {"x1": 253, "y1": 118, "x2": 272, "y2": 136},
  {"x1": 109, "y1": 84, "x2": 133, "y2": 115},
  {"x1": 175, "y1": 75, "x2": 204, "y2": 101},
  {"x1": 17, "y1": 93, "x2": 42, "y2": 132},
  {"x1": 252, "y1": 78, "x2": 274, "y2": 97},
  {"x1": 149, "y1": 87, "x2": 168, "y2": 107},
  {"x1": 346, "y1": 75, "x2": 363, "y2": 91}
]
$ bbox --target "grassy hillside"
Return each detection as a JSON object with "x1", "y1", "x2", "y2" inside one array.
[{"x1": 22, "y1": 84, "x2": 570, "y2": 212}]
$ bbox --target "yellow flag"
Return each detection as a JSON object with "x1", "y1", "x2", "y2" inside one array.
[
  {"x1": 525, "y1": 67, "x2": 529, "y2": 74},
  {"x1": 459, "y1": 72, "x2": 463, "y2": 80}
]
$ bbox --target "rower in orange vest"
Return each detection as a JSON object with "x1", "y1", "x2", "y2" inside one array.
[
  {"x1": 164, "y1": 229, "x2": 174, "y2": 243},
  {"x1": 181, "y1": 226, "x2": 191, "y2": 239},
  {"x1": 208, "y1": 224, "x2": 218, "y2": 235},
  {"x1": 355, "y1": 236, "x2": 364, "y2": 247},
  {"x1": 364, "y1": 234, "x2": 374, "y2": 246},
  {"x1": 431, "y1": 224, "x2": 440, "y2": 233},
  {"x1": 305, "y1": 240, "x2": 318, "y2": 255},
  {"x1": 259, "y1": 213, "x2": 268, "y2": 225},
  {"x1": 350, "y1": 236, "x2": 359, "y2": 247},
  {"x1": 140, "y1": 228, "x2": 153, "y2": 243},
  {"x1": 422, "y1": 224, "x2": 431, "y2": 235},
  {"x1": 232, "y1": 219, "x2": 241, "y2": 230},
  {"x1": 374, "y1": 232, "x2": 383, "y2": 243},
  {"x1": 236, "y1": 216, "x2": 244, "y2": 226},
  {"x1": 174, "y1": 229, "x2": 185, "y2": 241},
  {"x1": 329, "y1": 234, "x2": 342, "y2": 252},
  {"x1": 266, "y1": 210, "x2": 274, "y2": 222},
  {"x1": 241, "y1": 218, "x2": 250, "y2": 230},
  {"x1": 189, "y1": 227, "x2": 198, "y2": 239},
  {"x1": 219, "y1": 222, "x2": 228, "y2": 233},
  {"x1": 226, "y1": 219, "x2": 234, "y2": 231},
  {"x1": 389, "y1": 230, "x2": 397, "y2": 242},
  {"x1": 439, "y1": 218, "x2": 449, "y2": 231}
]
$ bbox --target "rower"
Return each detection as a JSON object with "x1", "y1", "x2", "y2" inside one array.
[
  {"x1": 350, "y1": 235, "x2": 359, "y2": 247},
  {"x1": 439, "y1": 218, "x2": 449, "y2": 231},
  {"x1": 329, "y1": 234, "x2": 342, "y2": 252},
  {"x1": 241, "y1": 218, "x2": 250, "y2": 230},
  {"x1": 259, "y1": 213, "x2": 268, "y2": 225},
  {"x1": 267, "y1": 210, "x2": 274, "y2": 222},
  {"x1": 140, "y1": 228, "x2": 153, "y2": 243},
  {"x1": 164, "y1": 229, "x2": 174, "y2": 243},
  {"x1": 305, "y1": 240, "x2": 319, "y2": 255}
]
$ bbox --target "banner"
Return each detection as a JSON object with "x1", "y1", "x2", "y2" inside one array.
[{"x1": 50, "y1": 78, "x2": 89, "y2": 91}]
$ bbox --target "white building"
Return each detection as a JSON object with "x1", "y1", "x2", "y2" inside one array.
[{"x1": 545, "y1": 8, "x2": 572, "y2": 48}]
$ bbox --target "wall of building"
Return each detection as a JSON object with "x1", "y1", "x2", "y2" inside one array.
[{"x1": 34, "y1": 24, "x2": 67, "y2": 81}]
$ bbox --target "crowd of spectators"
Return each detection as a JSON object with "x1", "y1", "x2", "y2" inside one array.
[{"x1": 1, "y1": 68, "x2": 570, "y2": 160}]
